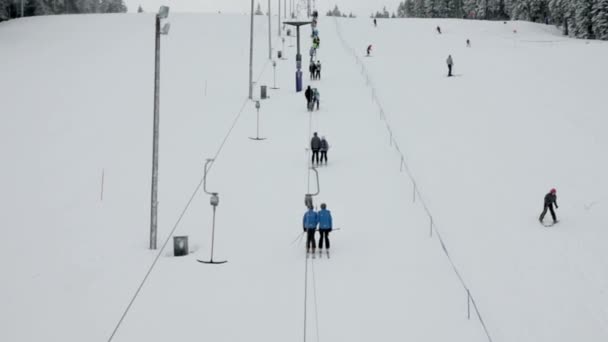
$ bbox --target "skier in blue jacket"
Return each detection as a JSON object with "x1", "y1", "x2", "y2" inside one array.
[
  {"x1": 317, "y1": 203, "x2": 333, "y2": 250},
  {"x1": 303, "y1": 205, "x2": 319, "y2": 253}
]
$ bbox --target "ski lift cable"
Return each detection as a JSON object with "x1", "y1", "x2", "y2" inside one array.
[{"x1": 106, "y1": 55, "x2": 277, "y2": 342}]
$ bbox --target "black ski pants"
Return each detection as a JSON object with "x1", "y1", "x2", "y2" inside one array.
[
  {"x1": 318, "y1": 230, "x2": 330, "y2": 249},
  {"x1": 320, "y1": 150, "x2": 327, "y2": 164},
  {"x1": 448, "y1": 64, "x2": 453, "y2": 77},
  {"x1": 306, "y1": 229, "x2": 316, "y2": 250},
  {"x1": 311, "y1": 149, "x2": 320, "y2": 164},
  {"x1": 539, "y1": 204, "x2": 556, "y2": 222}
]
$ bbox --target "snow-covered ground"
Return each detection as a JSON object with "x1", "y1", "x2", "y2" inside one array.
[{"x1": 1, "y1": 12, "x2": 607, "y2": 342}]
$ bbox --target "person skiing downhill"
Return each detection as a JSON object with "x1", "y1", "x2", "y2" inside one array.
[
  {"x1": 366, "y1": 44, "x2": 372, "y2": 56},
  {"x1": 539, "y1": 188, "x2": 559, "y2": 224},
  {"x1": 305, "y1": 85, "x2": 313, "y2": 111},
  {"x1": 373, "y1": 18, "x2": 377, "y2": 27},
  {"x1": 310, "y1": 132, "x2": 321, "y2": 165},
  {"x1": 319, "y1": 136, "x2": 329, "y2": 164},
  {"x1": 303, "y1": 205, "x2": 318, "y2": 253},
  {"x1": 446, "y1": 54, "x2": 454, "y2": 77},
  {"x1": 317, "y1": 203, "x2": 333, "y2": 251}
]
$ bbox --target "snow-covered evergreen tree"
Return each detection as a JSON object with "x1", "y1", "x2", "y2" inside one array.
[
  {"x1": 574, "y1": 0, "x2": 594, "y2": 38},
  {"x1": 592, "y1": 0, "x2": 608, "y2": 39},
  {"x1": 463, "y1": 0, "x2": 477, "y2": 17},
  {"x1": 413, "y1": 0, "x2": 426, "y2": 17},
  {"x1": 0, "y1": 0, "x2": 10, "y2": 21},
  {"x1": 425, "y1": 0, "x2": 439, "y2": 17}
]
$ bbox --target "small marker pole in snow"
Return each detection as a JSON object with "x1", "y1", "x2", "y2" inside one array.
[
  {"x1": 413, "y1": 182, "x2": 416, "y2": 203},
  {"x1": 400, "y1": 156, "x2": 404, "y2": 172},
  {"x1": 429, "y1": 216, "x2": 433, "y2": 237},
  {"x1": 467, "y1": 289, "x2": 471, "y2": 320},
  {"x1": 101, "y1": 168, "x2": 105, "y2": 201}
]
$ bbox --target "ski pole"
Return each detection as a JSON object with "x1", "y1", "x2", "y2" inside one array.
[{"x1": 290, "y1": 231, "x2": 305, "y2": 245}]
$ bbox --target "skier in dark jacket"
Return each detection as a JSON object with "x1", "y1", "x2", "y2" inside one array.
[
  {"x1": 309, "y1": 63, "x2": 316, "y2": 80},
  {"x1": 317, "y1": 203, "x2": 333, "y2": 250},
  {"x1": 320, "y1": 136, "x2": 329, "y2": 164},
  {"x1": 303, "y1": 205, "x2": 318, "y2": 253},
  {"x1": 305, "y1": 86, "x2": 313, "y2": 110},
  {"x1": 310, "y1": 132, "x2": 321, "y2": 165},
  {"x1": 446, "y1": 55, "x2": 454, "y2": 77},
  {"x1": 539, "y1": 188, "x2": 559, "y2": 224}
]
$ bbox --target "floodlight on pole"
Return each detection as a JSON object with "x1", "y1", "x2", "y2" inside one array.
[{"x1": 150, "y1": 5, "x2": 170, "y2": 250}]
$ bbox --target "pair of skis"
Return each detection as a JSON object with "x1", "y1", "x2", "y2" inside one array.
[{"x1": 307, "y1": 249, "x2": 330, "y2": 259}]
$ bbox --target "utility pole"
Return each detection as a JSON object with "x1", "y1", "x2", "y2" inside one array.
[
  {"x1": 249, "y1": 0, "x2": 255, "y2": 99},
  {"x1": 278, "y1": 0, "x2": 281, "y2": 37},
  {"x1": 151, "y1": 6, "x2": 171, "y2": 249},
  {"x1": 268, "y1": 0, "x2": 272, "y2": 60}
]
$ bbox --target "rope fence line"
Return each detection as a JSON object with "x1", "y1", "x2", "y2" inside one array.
[
  {"x1": 332, "y1": 17, "x2": 494, "y2": 342},
  {"x1": 106, "y1": 56, "x2": 275, "y2": 342}
]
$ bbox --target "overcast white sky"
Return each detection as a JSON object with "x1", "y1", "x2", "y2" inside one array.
[{"x1": 125, "y1": 0, "x2": 403, "y2": 18}]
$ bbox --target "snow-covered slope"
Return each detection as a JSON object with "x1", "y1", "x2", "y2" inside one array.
[{"x1": 1, "y1": 12, "x2": 607, "y2": 342}]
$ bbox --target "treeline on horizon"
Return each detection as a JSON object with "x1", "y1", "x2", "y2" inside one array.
[
  {"x1": 1, "y1": 0, "x2": 127, "y2": 21},
  {"x1": 368, "y1": 0, "x2": 608, "y2": 40}
]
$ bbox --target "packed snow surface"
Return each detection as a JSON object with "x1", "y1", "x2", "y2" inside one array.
[{"x1": 1, "y1": 12, "x2": 607, "y2": 342}]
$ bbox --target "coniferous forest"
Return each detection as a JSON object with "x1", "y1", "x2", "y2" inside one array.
[
  {"x1": 390, "y1": 0, "x2": 608, "y2": 40},
  {"x1": 1, "y1": 0, "x2": 127, "y2": 21}
]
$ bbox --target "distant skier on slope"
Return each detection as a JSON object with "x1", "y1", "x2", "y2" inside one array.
[
  {"x1": 367, "y1": 44, "x2": 372, "y2": 56},
  {"x1": 303, "y1": 205, "x2": 319, "y2": 253},
  {"x1": 446, "y1": 54, "x2": 454, "y2": 77},
  {"x1": 313, "y1": 88, "x2": 320, "y2": 111},
  {"x1": 374, "y1": 18, "x2": 377, "y2": 27},
  {"x1": 539, "y1": 188, "x2": 559, "y2": 224},
  {"x1": 436, "y1": 25, "x2": 442, "y2": 34},
  {"x1": 315, "y1": 60, "x2": 321, "y2": 79},
  {"x1": 318, "y1": 203, "x2": 333, "y2": 251},
  {"x1": 305, "y1": 85, "x2": 313, "y2": 111},
  {"x1": 310, "y1": 132, "x2": 321, "y2": 165}
]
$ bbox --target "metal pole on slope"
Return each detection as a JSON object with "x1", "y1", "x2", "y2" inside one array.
[
  {"x1": 278, "y1": 0, "x2": 281, "y2": 37},
  {"x1": 249, "y1": 0, "x2": 255, "y2": 99},
  {"x1": 268, "y1": 0, "x2": 272, "y2": 60},
  {"x1": 150, "y1": 7, "x2": 171, "y2": 250}
]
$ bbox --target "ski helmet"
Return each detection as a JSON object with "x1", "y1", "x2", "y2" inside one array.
[
  {"x1": 550, "y1": 188, "x2": 556, "y2": 194},
  {"x1": 320, "y1": 203, "x2": 326, "y2": 209}
]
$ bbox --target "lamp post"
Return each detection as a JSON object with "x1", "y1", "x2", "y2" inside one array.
[
  {"x1": 248, "y1": 0, "x2": 255, "y2": 99},
  {"x1": 150, "y1": 5, "x2": 170, "y2": 250},
  {"x1": 267, "y1": 0, "x2": 272, "y2": 60},
  {"x1": 284, "y1": 20, "x2": 312, "y2": 92}
]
